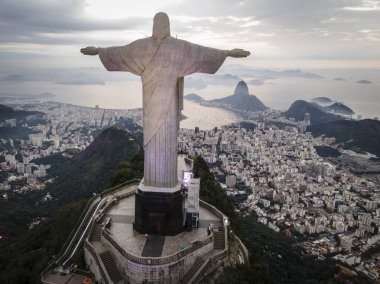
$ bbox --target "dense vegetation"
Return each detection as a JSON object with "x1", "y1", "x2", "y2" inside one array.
[
  {"x1": 0, "y1": 104, "x2": 42, "y2": 123},
  {"x1": 0, "y1": 199, "x2": 88, "y2": 283},
  {"x1": 0, "y1": 127, "x2": 142, "y2": 283},
  {"x1": 193, "y1": 156, "x2": 243, "y2": 236},
  {"x1": 36, "y1": 127, "x2": 142, "y2": 205},
  {"x1": 236, "y1": 121, "x2": 257, "y2": 131},
  {"x1": 0, "y1": 126, "x2": 36, "y2": 140},
  {"x1": 308, "y1": 119, "x2": 380, "y2": 157},
  {"x1": 109, "y1": 153, "x2": 144, "y2": 187},
  {"x1": 314, "y1": 145, "x2": 341, "y2": 158}
]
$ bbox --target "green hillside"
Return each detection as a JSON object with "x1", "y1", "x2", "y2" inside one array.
[{"x1": 0, "y1": 127, "x2": 142, "y2": 283}]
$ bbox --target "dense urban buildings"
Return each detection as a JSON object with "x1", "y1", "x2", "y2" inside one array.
[{"x1": 1, "y1": 103, "x2": 380, "y2": 280}]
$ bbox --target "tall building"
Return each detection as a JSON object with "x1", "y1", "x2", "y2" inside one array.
[
  {"x1": 304, "y1": 112, "x2": 311, "y2": 126},
  {"x1": 226, "y1": 175, "x2": 237, "y2": 188},
  {"x1": 340, "y1": 235, "x2": 352, "y2": 252}
]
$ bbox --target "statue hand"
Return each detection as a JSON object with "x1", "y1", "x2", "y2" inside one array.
[
  {"x1": 228, "y1": 49, "x2": 250, "y2": 58},
  {"x1": 80, "y1": 46, "x2": 99, "y2": 56}
]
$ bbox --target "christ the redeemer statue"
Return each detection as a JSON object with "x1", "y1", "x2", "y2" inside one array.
[{"x1": 81, "y1": 12, "x2": 249, "y2": 189}]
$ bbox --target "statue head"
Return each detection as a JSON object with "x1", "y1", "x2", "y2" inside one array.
[{"x1": 152, "y1": 12, "x2": 170, "y2": 39}]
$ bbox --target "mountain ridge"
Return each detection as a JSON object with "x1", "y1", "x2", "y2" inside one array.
[
  {"x1": 308, "y1": 119, "x2": 380, "y2": 157},
  {"x1": 283, "y1": 100, "x2": 343, "y2": 124},
  {"x1": 207, "y1": 81, "x2": 267, "y2": 112},
  {"x1": 0, "y1": 104, "x2": 41, "y2": 122}
]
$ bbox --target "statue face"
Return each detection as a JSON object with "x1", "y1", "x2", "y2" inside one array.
[{"x1": 152, "y1": 12, "x2": 170, "y2": 39}]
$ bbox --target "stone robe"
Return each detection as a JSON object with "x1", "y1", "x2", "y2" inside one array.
[{"x1": 98, "y1": 36, "x2": 227, "y2": 187}]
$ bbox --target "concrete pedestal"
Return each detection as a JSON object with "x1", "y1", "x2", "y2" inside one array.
[{"x1": 133, "y1": 181, "x2": 184, "y2": 236}]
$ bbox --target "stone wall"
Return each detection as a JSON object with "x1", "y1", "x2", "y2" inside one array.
[
  {"x1": 101, "y1": 229, "x2": 214, "y2": 283},
  {"x1": 84, "y1": 240, "x2": 110, "y2": 284}
]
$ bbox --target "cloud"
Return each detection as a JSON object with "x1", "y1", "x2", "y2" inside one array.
[
  {"x1": 0, "y1": 0, "x2": 148, "y2": 46},
  {"x1": 248, "y1": 79, "x2": 265, "y2": 86},
  {"x1": 0, "y1": 0, "x2": 380, "y2": 73},
  {"x1": 54, "y1": 79, "x2": 106, "y2": 85},
  {"x1": 0, "y1": 67, "x2": 138, "y2": 84},
  {"x1": 218, "y1": 65, "x2": 324, "y2": 80}
]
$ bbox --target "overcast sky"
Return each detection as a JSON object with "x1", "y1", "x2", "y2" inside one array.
[{"x1": 1, "y1": 0, "x2": 380, "y2": 72}]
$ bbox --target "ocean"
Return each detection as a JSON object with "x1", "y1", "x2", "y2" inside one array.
[{"x1": 1, "y1": 68, "x2": 379, "y2": 129}]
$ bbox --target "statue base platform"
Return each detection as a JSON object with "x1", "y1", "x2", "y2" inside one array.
[{"x1": 133, "y1": 180, "x2": 184, "y2": 236}]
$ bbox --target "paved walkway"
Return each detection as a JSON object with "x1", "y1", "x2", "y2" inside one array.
[
  {"x1": 142, "y1": 235, "x2": 166, "y2": 257},
  {"x1": 104, "y1": 193, "x2": 222, "y2": 257},
  {"x1": 43, "y1": 271, "x2": 90, "y2": 284}
]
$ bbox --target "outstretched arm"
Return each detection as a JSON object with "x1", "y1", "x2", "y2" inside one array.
[
  {"x1": 226, "y1": 48, "x2": 251, "y2": 58},
  {"x1": 80, "y1": 46, "x2": 99, "y2": 56}
]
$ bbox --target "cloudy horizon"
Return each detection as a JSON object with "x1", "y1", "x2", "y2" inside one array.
[
  {"x1": 1, "y1": 0, "x2": 380, "y2": 70},
  {"x1": 0, "y1": 0, "x2": 379, "y2": 118}
]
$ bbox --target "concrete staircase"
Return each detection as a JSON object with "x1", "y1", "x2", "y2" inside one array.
[
  {"x1": 213, "y1": 230, "x2": 225, "y2": 250},
  {"x1": 90, "y1": 224, "x2": 102, "y2": 242},
  {"x1": 99, "y1": 251, "x2": 122, "y2": 283},
  {"x1": 181, "y1": 257, "x2": 205, "y2": 284}
]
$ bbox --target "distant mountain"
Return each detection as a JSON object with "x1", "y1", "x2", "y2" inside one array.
[
  {"x1": 184, "y1": 93, "x2": 204, "y2": 102},
  {"x1": 0, "y1": 74, "x2": 29, "y2": 82},
  {"x1": 280, "y1": 69, "x2": 324, "y2": 79},
  {"x1": 205, "y1": 73, "x2": 241, "y2": 86},
  {"x1": 310, "y1": 99, "x2": 354, "y2": 116},
  {"x1": 207, "y1": 81, "x2": 267, "y2": 112},
  {"x1": 218, "y1": 66, "x2": 324, "y2": 80},
  {"x1": 0, "y1": 104, "x2": 14, "y2": 112},
  {"x1": 308, "y1": 119, "x2": 380, "y2": 157},
  {"x1": 248, "y1": 79, "x2": 265, "y2": 86},
  {"x1": 357, "y1": 80, "x2": 372, "y2": 84},
  {"x1": 324, "y1": 103, "x2": 354, "y2": 116},
  {"x1": 55, "y1": 79, "x2": 105, "y2": 85},
  {"x1": 283, "y1": 100, "x2": 343, "y2": 124},
  {"x1": 312, "y1": 97, "x2": 333, "y2": 104},
  {"x1": 184, "y1": 77, "x2": 208, "y2": 89},
  {"x1": 0, "y1": 104, "x2": 41, "y2": 122},
  {"x1": 234, "y1": 81, "x2": 249, "y2": 96},
  {"x1": 0, "y1": 126, "x2": 35, "y2": 140}
]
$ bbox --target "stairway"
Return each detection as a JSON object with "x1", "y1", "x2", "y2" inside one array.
[
  {"x1": 99, "y1": 251, "x2": 123, "y2": 283},
  {"x1": 181, "y1": 257, "x2": 205, "y2": 284},
  {"x1": 61, "y1": 200, "x2": 99, "y2": 266},
  {"x1": 90, "y1": 224, "x2": 102, "y2": 242},
  {"x1": 213, "y1": 230, "x2": 225, "y2": 250}
]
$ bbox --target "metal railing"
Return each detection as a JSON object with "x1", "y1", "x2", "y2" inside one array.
[
  {"x1": 62, "y1": 198, "x2": 105, "y2": 267},
  {"x1": 41, "y1": 179, "x2": 140, "y2": 282}
]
